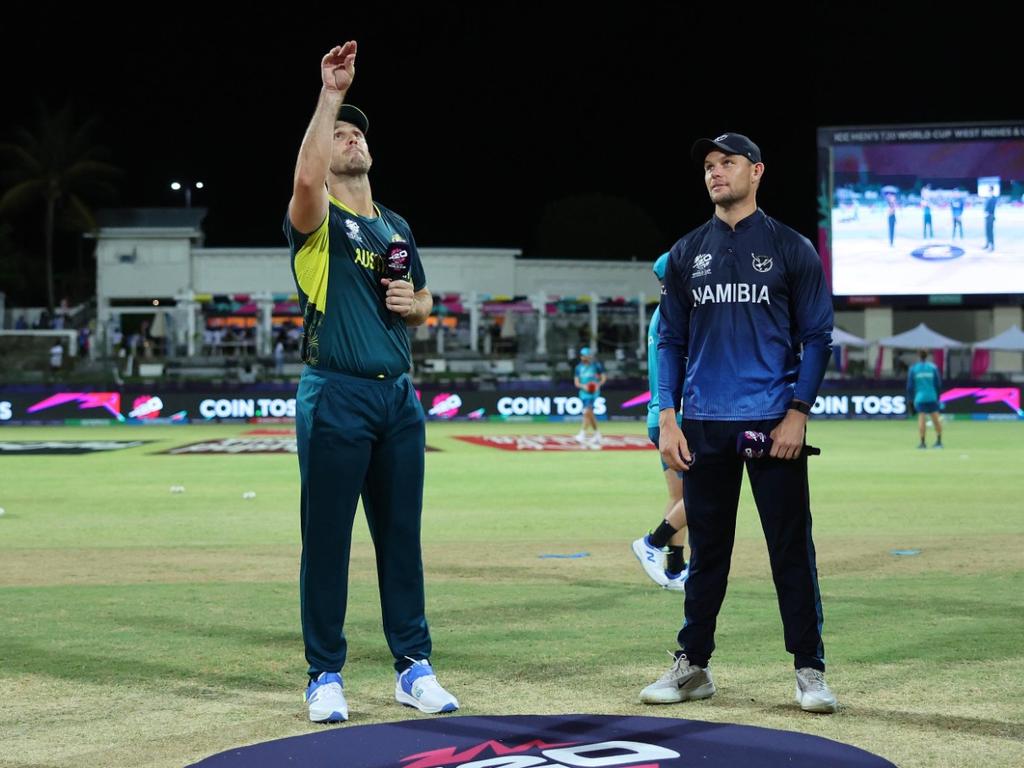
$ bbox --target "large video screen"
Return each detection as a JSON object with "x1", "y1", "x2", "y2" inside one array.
[{"x1": 817, "y1": 122, "x2": 1024, "y2": 299}]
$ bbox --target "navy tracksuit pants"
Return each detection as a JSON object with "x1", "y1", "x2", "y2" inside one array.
[
  {"x1": 296, "y1": 366, "x2": 431, "y2": 676},
  {"x1": 678, "y1": 419, "x2": 826, "y2": 671}
]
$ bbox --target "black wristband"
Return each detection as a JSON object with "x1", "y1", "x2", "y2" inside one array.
[{"x1": 788, "y1": 400, "x2": 811, "y2": 415}]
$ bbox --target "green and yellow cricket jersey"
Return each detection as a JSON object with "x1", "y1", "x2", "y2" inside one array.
[{"x1": 284, "y1": 195, "x2": 427, "y2": 377}]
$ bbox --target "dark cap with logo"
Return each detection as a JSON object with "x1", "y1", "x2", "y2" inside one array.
[
  {"x1": 691, "y1": 133, "x2": 761, "y2": 164},
  {"x1": 337, "y1": 104, "x2": 369, "y2": 134}
]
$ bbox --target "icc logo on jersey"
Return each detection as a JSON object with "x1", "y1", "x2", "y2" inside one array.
[
  {"x1": 693, "y1": 253, "x2": 713, "y2": 279},
  {"x1": 345, "y1": 219, "x2": 363, "y2": 243}
]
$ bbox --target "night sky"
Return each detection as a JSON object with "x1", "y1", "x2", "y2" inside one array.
[{"x1": 2, "y1": 3, "x2": 1017, "y2": 264}]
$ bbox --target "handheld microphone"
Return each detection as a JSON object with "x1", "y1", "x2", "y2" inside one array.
[
  {"x1": 384, "y1": 242, "x2": 411, "y2": 282},
  {"x1": 736, "y1": 430, "x2": 821, "y2": 459},
  {"x1": 380, "y1": 242, "x2": 412, "y2": 315}
]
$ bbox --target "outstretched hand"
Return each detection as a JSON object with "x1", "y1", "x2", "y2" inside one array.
[{"x1": 322, "y1": 41, "x2": 357, "y2": 92}]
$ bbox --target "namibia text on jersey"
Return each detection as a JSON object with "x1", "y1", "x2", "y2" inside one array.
[{"x1": 692, "y1": 283, "x2": 771, "y2": 305}]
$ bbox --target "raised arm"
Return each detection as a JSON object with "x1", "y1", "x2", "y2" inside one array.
[{"x1": 288, "y1": 41, "x2": 357, "y2": 234}]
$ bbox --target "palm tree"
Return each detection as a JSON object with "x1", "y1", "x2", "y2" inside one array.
[{"x1": 0, "y1": 103, "x2": 119, "y2": 312}]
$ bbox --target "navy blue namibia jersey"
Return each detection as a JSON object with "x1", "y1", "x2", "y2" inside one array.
[
  {"x1": 657, "y1": 209, "x2": 833, "y2": 420},
  {"x1": 284, "y1": 196, "x2": 427, "y2": 377}
]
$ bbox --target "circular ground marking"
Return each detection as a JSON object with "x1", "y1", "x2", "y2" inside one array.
[
  {"x1": 910, "y1": 244, "x2": 964, "y2": 261},
  {"x1": 189, "y1": 713, "x2": 895, "y2": 767}
]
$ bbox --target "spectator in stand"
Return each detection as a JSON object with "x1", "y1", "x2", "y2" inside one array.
[
  {"x1": 110, "y1": 326, "x2": 124, "y2": 355},
  {"x1": 78, "y1": 327, "x2": 90, "y2": 357},
  {"x1": 49, "y1": 341, "x2": 64, "y2": 378},
  {"x1": 275, "y1": 332, "x2": 287, "y2": 375}
]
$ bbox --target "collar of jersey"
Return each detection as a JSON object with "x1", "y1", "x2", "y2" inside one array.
[
  {"x1": 329, "y1": 194, "x2": 381, "y2": 221},
  {"x1": 711, "y1": 208, "x2": 764, "y2": 232}
]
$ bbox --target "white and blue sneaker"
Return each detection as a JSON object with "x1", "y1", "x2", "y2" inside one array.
[
  {"x1": 395, "y1": 659, "x2": 459, "y2": 714},
  {"x1": 305, "y1": 671, "x2": 348, "y2": 723},
  {"x1": 632, "y1": 536, "x2": 669, "y2": 587},
  {"x1": 664, "y1": 565, "x2": 689, "y2": 592}
]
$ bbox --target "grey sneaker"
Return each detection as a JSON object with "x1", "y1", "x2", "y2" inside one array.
[
  {"x1": 632, "y1": 536, "x2": 669, "y2": 587},
  {"x1": 795, "y1": 667, "x2": 838, "y2": 713},
  {"x1": 640, "y1": 653, "x2": 715, "y2": 704}
]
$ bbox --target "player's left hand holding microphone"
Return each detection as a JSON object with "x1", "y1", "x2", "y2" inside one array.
[
  {"x1": 769, "y1": 407, "x2": 808, "y2": 460},
  {"x1": 381, "y1": 278, "x2": 415, "y2": 316}
]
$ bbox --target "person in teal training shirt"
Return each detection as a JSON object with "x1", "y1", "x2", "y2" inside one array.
[
  {"x1": 574, "y1": 347, "x2": 607, "y2": 446},
  {"x1": 631, "y1": 252, "x2": 688, "y2": 591},
  {"x1": 907, "y1": 349, "x2": 943, "y2": 449}
]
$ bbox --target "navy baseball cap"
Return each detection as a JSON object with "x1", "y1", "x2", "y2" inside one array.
[
  {"x1": 337, "y1": 104, "x2": 369, "y2": 134},
  {"x1": 691, "y1": 132, "x2": 761, "y2": 164},
  {"x1": 653, "y1": 252, "x2": 669, "y2": 280}
]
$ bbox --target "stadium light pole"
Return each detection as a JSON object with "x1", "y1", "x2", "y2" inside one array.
[{"x1": 170, "y1": 180, "x2": 204, "y2": 208}]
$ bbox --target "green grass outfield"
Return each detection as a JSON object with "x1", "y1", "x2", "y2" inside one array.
[{"x1": 0, "y1": 419, "x2": 1021, "y2": 768}]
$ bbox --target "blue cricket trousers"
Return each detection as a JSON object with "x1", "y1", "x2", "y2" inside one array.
[
  {"x1": 296, "y1": 366, "x2": 431, "y2": 676},
  {"x1": 677, "y1": 418, "x2": 826, "y2": 671}
]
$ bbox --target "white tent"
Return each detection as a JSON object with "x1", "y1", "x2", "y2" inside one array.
[
  {"x1": 973, "y1": 325, "x2": 1024, "y2": 351},
  {"x1": 878, "y1": 323, "x2": 965, "y2": 349},
  {"x1": 829, "y1": 327, "x2": 867, "y2": 376},
  {"x1": 832, "y1": 327, "x2": 868, "y2": 347}
]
